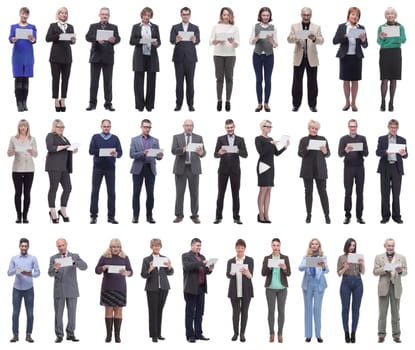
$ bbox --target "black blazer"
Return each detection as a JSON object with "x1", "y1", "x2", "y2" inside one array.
[
  {"x1": 226, "y1": 256, "x2": 254, "y2": 299},
  {"x1": 376, "y1": 134, "x2": 407, "y2": 175},
  {"x1": 333, "y1": 23, "x2": 368, "y2": 59},
  {"x1": 298, "y1": 135, "x2": 330, "y2": 179},
  {"x1": 85, "y1": 22, "x2": 121, "y2": 64},
  {"x1": 182, "y1": 251, "x2": 212, "y2": 295},
  {"x1": 170, "y1": 22, "x2": 200, "y2": 62},
  {"x1": 261, "y1": 254, "x2": 291, "y2": 288},
  {"x1": 141, "y1": 254, "x2": 174, "y2": 291},
  {"x1": 45, "y1": 23, "x2": 75, "y2": 64},
  {"x1": 214, "y1": 134, "x2": 248, "y2": 175},
  {"x1": 45, "y1": 132, "x2": 72, "y2": 173},
  {"x1": 130, "y1": 22, "x2": 161, "y2": 72}
]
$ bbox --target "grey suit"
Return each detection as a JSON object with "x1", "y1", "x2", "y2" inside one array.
[
  {"x1": 373, "y1": 252, "x2": 407, "y2": 338},
  {"x1": 48, "y1": 252, "x2": 87, "y2": 338},
  {"x1": 172, "y1": 133, "x2": 205, "y2": 218}
]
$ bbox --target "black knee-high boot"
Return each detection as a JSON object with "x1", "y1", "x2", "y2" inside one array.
[
  {"x1": 114, "y1": 318, "x2": 122, "y2": 343},
  {"x1": 15, "y1": 78, "x2": 24, "y2": 112},
  {"x1": 105, "y1": 318, "x2": 113, "y2": 342},
  {"x1": 22, "y1": 77, "x2": 29, "y2": 111}
]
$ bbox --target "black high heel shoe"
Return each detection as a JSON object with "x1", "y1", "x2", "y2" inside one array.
[
  {"x1": 58, "y1": 210, "x2": 70, "y2": 222},
  {"x1": 59, "y1": 100, "x2": 66, "y2": 112},
  {"x1": 49, "y1": 211, "x2": 59, "y2": 224}
]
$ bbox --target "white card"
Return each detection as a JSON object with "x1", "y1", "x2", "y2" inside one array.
[
  {"x1": 221, "y1": 145, "x2": 238, "y2": 153},
  {"x1": 206, "y1": 258, "x2": 218, "y2": 266},
  {"x1": 186, "y1": 142, "x2": 203, "y2": 152},
  {"x1": 307, "y1": 139, "x2": 326, "y2": 150},
  {"x1": 14, "y1": 145, "x2": 28, "y2": 153},
  {"x1": 55, "y1": 256, "x2": 73, "y2": 267},
  {"x1": 216, "y1": 32, "x2": 232, "y2": 41},
  {"x1": 306, "y1": 257, "x2": 324, "y2": 267},
  {"x1": 67, "y1": 142, "x2": 80, "y2": 151},
  {"x1": 381, "y1": 25, "x2": 400, "y2": 38},
  {"x1": 347, "y1": 142, "x2": 363, "y2": 152},
  {"x1": 259, "y1": 30, "x2": 273, "y2": 39},
  {"x1": 153, "y1": 256, "x2": 169, "y2": 268},
  {"x1": 99, "y1": 148, "x2": 116, "y2": 157},
  {"x1": 267, "y1": 259, "x2": 285, "y2": 268},
  {"x1": 384, "y1": 262, "x2": 401, "y2": 272},
  {"x1": 15, "y1": 28, "x2": 33, "y2": 39},
  {"x1": 146, "y1": 148, "x2": 163, "y2": 157},
  {"x1": 178, "y1": 31, "x2": 194, "y2": 41},
  {"x1": 347, "y1": 253, "x2": 364, "y2": 264},
  {"x1": 96, "y1": 29, "x2": 114, "y2": 41},
  {"x1": 231, "y1": 263, "x2": 248, "y2": 274},
  {"x1": 296, "y1": 30, "x2": 311, "y2": 40},
  {"x1": 279, "y1": 135, "x2": 290, "y2": 148},
  {"x1": 107, "y1": 265, "x2": 125, "y2": 274},
  {"x1": 59, "y1": 33, "x2": 76, "y2": 41},
  {"x1": 348, "y1": 28, "x2": 365, "y2": 39},
  {"x1": 387, "y1": 143, "x2": 406, "y2": 153}
]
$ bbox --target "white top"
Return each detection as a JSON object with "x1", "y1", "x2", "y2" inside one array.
[
  {"x1": 209, "y1": 23, "x2": 239, "y2": 56},
  {"x1": 8, "y1": 136, "x2": 37, "y2": 172}
]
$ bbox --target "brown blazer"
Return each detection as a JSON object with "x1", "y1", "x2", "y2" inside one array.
[
  {"x1": 262, "y1": 253, "x2": 291, "y2": 288},
  {"x1": 373, "y1": 252, "x2": 407, "y2": 298}
]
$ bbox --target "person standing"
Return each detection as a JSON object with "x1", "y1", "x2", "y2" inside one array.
[
  {"x1": 261, "y1": 238, "x2": 291, "y2": 343},
  {"x1": 287, "y1": 7, "x2": 323, "y2": 112},
  {"x1": 299, "y1": 238, "x2": 329, "y2": 343},
  {"x1": 130, "y1": 119, "x2": 163, "y2": 223},
  {"x1": 141, "y1": 238, "x2": 174, "y2": 342},
  {"x1": 172, "y1": 119, "x2": 206, "y2": 224},
  {"x1": 7, "y1": 238, "x2": 40, "y2": 343},
  {"x1": 7, "y1": 119, "x2": 37, "y2": 223},
  {"x1": 48, "y1": 238, "x2": 88, "y2": 343},
  {"x1": 376, "y1": 119, "x2": 407, "y2": 224},
  {"x1": 213, "y1": 119, "x2": 247, "y2": 224},
  {"x1": 298, "y1": 120, "x2": 330, "y2": 224},
  {"x1": 89, "y1": 119, "x2": 122, "y2": 224},
  {"x1": 338, "y1": 119, "x2": 368, "y2": 224},
  {"x1": 377, "y1": 7, "x2": 406, "y2": 111},
  {"x1": 85, "y1": 7, "x2": 121, "y2": 111},
  {"x1": 95, "y1": 238, "x2": 133, "y2": 343},
  {"x1": 373, "y1": 238, "x2": 407, "y2": 343},
  {"x1": 130, "y1": 7, "x2": 161, "y2": 112},
  {"x1": 170, "y1": 7, "x2": 200, "y2": 112},
  {"x1": 182, "y1": 238, "x2": 214, "y2": 342},
  {"x1": 45, "y1": 7, "x2": 76, "y2": 112},
  {"x1": 9, "y1": 7, "x2": 36, "y2": 112}
]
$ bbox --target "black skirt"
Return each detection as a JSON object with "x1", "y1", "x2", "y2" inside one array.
[
  {"x1": 379, "y1": 48, "x2": 402, "y2": 80},
  {"x1": 100, "y1": 289, "x2": 126, "y2": 307},
  {"x1": 339, "y1": 55, "x2": 362, "y2": 81}
]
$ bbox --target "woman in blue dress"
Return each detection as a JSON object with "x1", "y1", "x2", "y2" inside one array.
[{"x1": 9, "y1": 7, "x2": 36, "y2": 112}]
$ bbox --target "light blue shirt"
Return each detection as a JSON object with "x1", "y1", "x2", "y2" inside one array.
[{"x1": 7, "y1": 254, "x2": 40, "y2": 290}]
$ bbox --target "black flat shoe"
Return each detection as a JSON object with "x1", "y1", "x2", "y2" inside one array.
[
  {"x1": 305, "y1": 338, "x2": 311, "y2": 342},
  {"x1": 58, "y1": 210, "x2": 70, "y2": 222},
  {"x1": 388, "y1": 102, "x2": 394, "y2": 112},
  {"x1": 217, "y1": 101, "x2": 222, "y2": 111},
  {"x1": 104, "y1": 104, "x2": 115, "y2": 111},
  {"x1": 264, "y1": 104, "x2": 271, "y2": 112},
  {"x1": 225, "y1": 101, "x2": 231, "y2": 111},
  {"x1": 255, "y1": 105, "x2": 263, "y2": 112},
  {"x1": 317, "y1": 337, "x2": 323, "y2": 343},
  {"x1": 86, "y1": 104, "x2": 96, "y2": 111},
  {"x1": 342, "y1": 104, "x2": 350, "y2": 111},
  {"x1": 380, "y1": 101, "x2": 386, "y2": 111}
]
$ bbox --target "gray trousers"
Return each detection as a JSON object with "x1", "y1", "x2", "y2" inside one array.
[
  {"x1": 54, "y1": 297, "x2": 77, "y2": 337},
  {"x1": 213, "y1": 56, "x2": 236, "y2": 101},
  {"x1": 175, "y1": 166, "x2": 199, "y2": 217},
  {"x1": 48, "y1": 170, "x2": 72, "y2": 208},
  {"x1": 378, "y1": 282, "x2": 401, "y2": 338},
  {"x1": 266, "y1": 288, "x2": 287, "y2": 336}
]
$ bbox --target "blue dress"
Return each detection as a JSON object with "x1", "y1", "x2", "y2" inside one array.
[{"x1": 9, "y1": 23, "x2": 37, "y2": 77}]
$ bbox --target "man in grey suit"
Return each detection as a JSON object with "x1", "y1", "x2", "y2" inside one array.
[
  {"x1": 130, "y1": 119, "x2": 163, "y2": 224},
  {"x1": 48, "y1": 238, "x2": 88, "y2": 343},
  {"x1": 172, "y1": 119, "x2": 206, "y2": 223},
  {"x1": 373, "y1": 238, "x2": 407, "y2": 343}
]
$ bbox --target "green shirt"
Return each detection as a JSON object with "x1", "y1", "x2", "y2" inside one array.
[
  {"x1": 267, "y1": 255, "x2": 285, "y2": 290},
  {"x1": 377, "y1": 23, "x2": 406, "y2": 49}
]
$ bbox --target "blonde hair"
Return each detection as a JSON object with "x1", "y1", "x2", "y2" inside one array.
[
  {"x1": 308, "y1": 119, "x2": 320, "y2": 129},
  {"x1": 306, "y1": 238, "x2": 324, "y2": 256},
  {"x1": 56, "y1": 7, "x2": 68, "y2": 21},
  {"x1": 103, "y1": 238, "x2": 127, "y2": 258},
  {"x1": 16, "y1": 119, "x2": 32, "y2": 139},
  {"x1": 385, "y1": 7, "x2": 397, "y2": 19},
  {"x1": 219, "y1": 7, "x2": 235, "y2": 25},
  {"x1": 150, "y1": 238, "x2": 162, "y2": 248},
  {"x1": 260, "y1": 119, "x2": 272, "y2": 128},
  {"x1": 51, "y1": 119, "x2": 64, "y2": 132}
]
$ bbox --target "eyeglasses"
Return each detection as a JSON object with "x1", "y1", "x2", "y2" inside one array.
[
  {"x1": 263, "y1": 125, "x2": 272, "y2": 128},
  {"x1": 56, "y1": 125, "x2": 65, "y2": 129}
]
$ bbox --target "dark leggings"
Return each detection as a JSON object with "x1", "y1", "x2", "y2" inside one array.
[{"x1": 12, "y1": 172, "x2": 34, "y2": 216}]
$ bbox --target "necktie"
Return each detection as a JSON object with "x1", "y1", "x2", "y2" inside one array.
[
  {"x1": 62, "y1": 253, "x2": 66, "y2": 258},
  {"x1": 186, "y1": 134, "x2": 191, "y2": 163}
]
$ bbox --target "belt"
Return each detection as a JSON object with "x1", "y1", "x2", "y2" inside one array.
[{"x1": 388, "y1": 161, "x2": 396, "y2": 164}]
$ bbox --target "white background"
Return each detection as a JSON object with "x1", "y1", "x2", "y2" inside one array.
[{"x1": 1, "y1": 0, "x2": 414, "y2": 349}]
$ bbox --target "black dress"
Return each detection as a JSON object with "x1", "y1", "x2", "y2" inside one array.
[{"x1": 255, "y1": 135, "x2": 285, "y2": 186}]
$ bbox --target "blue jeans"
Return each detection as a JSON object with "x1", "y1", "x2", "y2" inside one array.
[
  {"x1": 253, "y1": 53, "x2": 274, "y2": 104},
  {"x1": 303, "y1": 278, "x2": 324, "y2": 338},
  {"x1": 340, "y1": 275, "x2": 363, "y2": 332},
  {"x1": 12, "y1": 287, "x2": 34, "y2": 335},
  {"x1": 132, "y1": 165, "x2": 155, "y2": 219}
]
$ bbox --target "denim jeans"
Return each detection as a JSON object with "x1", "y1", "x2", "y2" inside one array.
[
  {"x1": 12, "y1": 287, "x2": 34, "y2": 335},
  {"x1": 253, "y1": 53, "x2": 274, "y2": 104},
  {"x1": 340, "y1": 275, "x2": 363, "y2": 332}
]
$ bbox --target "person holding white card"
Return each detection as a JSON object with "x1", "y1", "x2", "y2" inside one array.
[
  {"x1": 298, "y1": 120, "x2": 330, "y2": 224},
  {"x1": 226, "y1": 239, "x2": 253, "y2": 342},
  {"x1": 209, "y1": 7, "x2": 239, "y2": 112},
  {"x1": 9, "y1": 7, "x2": 36, "y2": 112},
  {"x1": 376, "y1": 119, "x2": 407, "y2": 224},
  {"x1": 377, "y1": 7, "x2": 406, "y2": 112},
  {"x1": 141, "y1": 239, "x2": 173, "y2": 342},
  {"x1": 373, "y1": 238, "x2": 407, "y2": 343},
  {"x1": 261, "y1": 238, "x2": 291, "y2": 343},
  {"x1": 45, "y1": 7, "x2": 76, "y2": 112},
  {"x1": 45, "y1": 119, "x2": 78, "y2": 223},
  {"x1": 337, "y1": 238, "x2": 365, "y2": 343},
  {"x1": 255, "y1": 120, "x2": 288, "y2": 223},
  {"x1": 338, "y1": 119, "x2": 368, "y2": 224},
  {"x1": 299, "y1": 238, "x2": 328, "y2": 343},
  {"x1": 130, "y1": 7, "x2": 161, "y2": 112},
  {"x1": 333, "y1": 7, "x2": 368, "y2": 112},
  {"x1": 7, "y1": 119, "x2": 37, "y2": 224},
  {"x1": 85, "y1": 7, "x2": 121, "y2": 111},
  {"x1": 95, "y1": 238, "x2": 133, "y2": 343},
  {"x1": 88, "y1": 119, "x2": 123, "y2": 224}
]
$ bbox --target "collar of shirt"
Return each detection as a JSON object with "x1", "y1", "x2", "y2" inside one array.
[
  {"x1": 235, "y1": 255, "x2": 245, "y2": 263},
  {"x1": 100, "y1": 132, "x2": 112, "y2": 140}
]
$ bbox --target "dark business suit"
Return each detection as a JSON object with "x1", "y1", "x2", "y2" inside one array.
[
  {"x1": 226, "y1": 256, "x2": 254, "y2": 337},
  {"x1": 214, "y1": 134, "x2": 247, "y2": 220},
  {"x1": 130, "y1": 135, "x2": 161, "y2": 219},
  {"x1": 170, "y1": 22, "x2": 200, "y2": 108},
  {"x1": 48, "y1": 252, "x2": 88, "y2": 339},
  {"x1": 182, "y1": 250, "x2": 212, "y2": 340},
  {"x1": 376, "y1": 134, "x2": 407, "y2": 221},
  {"x1": 45, "y1": 132, "x2": 73, "y2": 208},
  {"x1": 298, "y1": 135, "x2": 330, "y2": 217},
  {"x1": 141, "y1": 254, "x2": 174, "y2": 339},
  {"x1": 85, "y1": 22, "x2": 120, "y2": 108},
  {"x1": 45, "y1": 22, "x2": 75, "y2": 99},
  {"x1": 130, "y1": 22, "x2": 161, "y2": 111},
  {"x1": 172, "y1": 133, "x2": 205, "y2": 218}
]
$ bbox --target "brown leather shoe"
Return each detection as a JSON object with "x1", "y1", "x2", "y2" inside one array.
[
  {"x1": 269, "y1": 334, "x2": 274, "y2": 343},
  {"x1": 378, "y1": 337, "x2": 385, "y2": 343},
  {"x1": 394, "y1": 338, "x2": 401, "y2": 343},
  {"x1": 10, "y1": 335, "x2": 19, "y2": 342},
  {"x1": 278, "y1": 335, "x2": 283, "y2": 343},
  {"x1": 25, "y1": 335, "x2": 34, "y2": 343}
]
